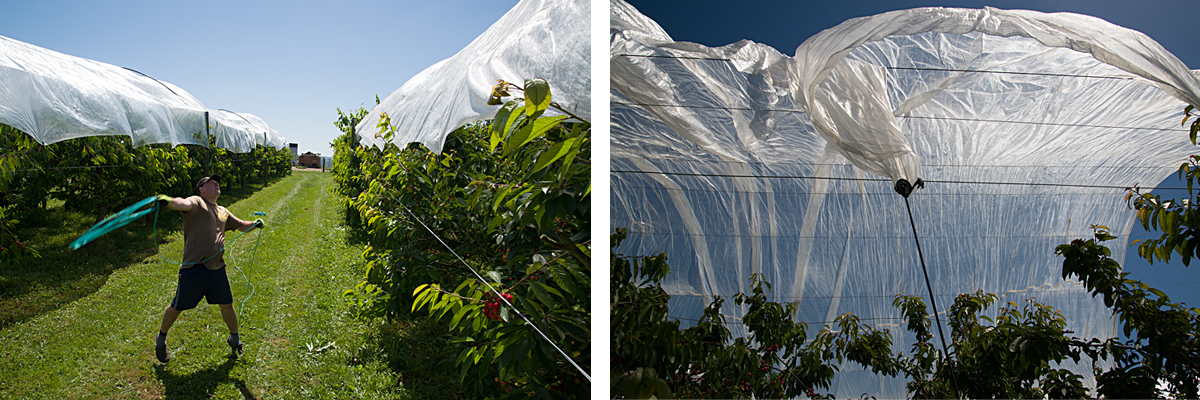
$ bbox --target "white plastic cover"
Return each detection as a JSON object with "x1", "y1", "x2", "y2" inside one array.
[
  {"x1": 355, "y1": 0, "x2": 590, "y2": 154},
  {"x1": 0, "y1": 34, "x2": 284, "y2": 153},
  {"x1": 208, "y1": 110, "x2": 288, "y2": 152},
  {"x1": 611, "y1": 1, "x2": 1200, "y2": 396}
]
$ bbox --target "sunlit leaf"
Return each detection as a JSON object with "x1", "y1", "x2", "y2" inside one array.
[{"x1": 525, "y1": 78, "x2": 551, "y2": 116}]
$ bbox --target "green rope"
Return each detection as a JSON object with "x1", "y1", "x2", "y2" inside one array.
[
  {"x1": 226, "y1": 212, "x2": 265, "y2": 316},
  {"x1": 70, "y1": 196, "x2": 159, "y2": 250}
]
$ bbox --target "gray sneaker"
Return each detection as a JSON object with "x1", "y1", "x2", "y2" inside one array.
[
  {"x1": 227, "y1": 337, "x2": 243, "y2": 357},
  {"x1": 155, "y1": 345, "x2": 169, "y2": 363}
]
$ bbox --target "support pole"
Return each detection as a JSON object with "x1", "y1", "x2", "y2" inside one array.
[
  {"x1": 204, "y1": 111, "x2": 212, "y2": 176},
  {"x1": 896, "y1": 178, "x2": 960, "y2": 398}
]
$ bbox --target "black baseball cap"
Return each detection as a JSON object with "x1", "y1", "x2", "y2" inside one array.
[{"x1": 196, "y1": 174, "x2": 222, "y2": 192}]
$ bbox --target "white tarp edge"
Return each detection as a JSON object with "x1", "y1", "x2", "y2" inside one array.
[
  {"x1": 355, "y1": 0, "x2": 590, "y2": 154},
  {"x1": 0, "y1": 34, "x2": 284, "y2": 153}
]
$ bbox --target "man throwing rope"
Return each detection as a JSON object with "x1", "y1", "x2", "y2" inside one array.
[{"x1": 153, "y1": 174, "x2": 263, "y2": 362}]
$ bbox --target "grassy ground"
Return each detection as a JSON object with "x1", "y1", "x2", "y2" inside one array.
[{"x1": 0, "y1": 172, "x2": 463, "y2": 399}]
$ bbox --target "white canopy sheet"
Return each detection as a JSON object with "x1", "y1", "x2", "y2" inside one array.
[
  {"x1": 208, "y1": 109, "x2": 288, "y2": 152},
  {"x1": 611, "y1": 0, "x2": 1200, "y2": 396},
  {"x1": 0, "y1": 34, "x2": 284, "y2": 152},
  {"x1": 355, "y1": 0, "x2": 590, "y2": 153}
]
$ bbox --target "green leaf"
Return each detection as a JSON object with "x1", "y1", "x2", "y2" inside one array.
[
  {"x1": 525, "y1": 78, "x2": 551, "y2": 116},
  {"x1": 557, "y1": 130, "x2": 586, "y2": 177},
  {"x1": 492, "y1": 185, "x2": 515, "y2": 212},
  {"x1": 538, "y1": 282, "x2": 563, "y2": 299},
  {"x1": 504, "y1": 103, "x2": 527, "y2": 138},
  {"x1": 529, "y1": 116, "x2": 568, "y2": 148},
  {"x1": 531, "y1": 137, "x2": 576, "y2": 175},
  {"x1": 487, "y1": 214, "x2": 506, "y2": 232},
  {"x1": 450, "y1": 305, "x2": 473, "y2": 329},
  {"x1": 531, "y1": 282, "x2": 555, "y2": 305},
  {"x1": 489, "y1": 102, "x2": 519, "y2": 152},
  {"x1": 486, "y1": 270, "x2": 503, "y2": 284},
  {"x1": 548, "y1": 262, "x2": 578, "y2": 298},
  {"x1": 490, "y1": 101, "x2": 517, "y2": 136},
  {"x1": 504, "y1": 186, "x2": 538, "y2": 211},
  {"x1": 456, "y1": 347, "x2": 473, "y2": 365},
  {"x1": 501, "y1": 123, "x2": 533, "y2": 158},
  {"x1": 1192, "y1": 120, "x2": 1199, "y2": 145}
]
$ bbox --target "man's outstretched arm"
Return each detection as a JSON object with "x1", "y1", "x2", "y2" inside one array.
[
  {"x1": 228, "y1": 214, "x2": 264, "y2": 232},
  {"x1": 156, "y1": 195, "x2": 191, "y2": 212}
]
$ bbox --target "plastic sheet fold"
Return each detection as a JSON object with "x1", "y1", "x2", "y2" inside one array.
[
  {"x1": 0, "y1": 34, "x2": 284, "y2": 152},
  {"x1": 355, "y1": 0, "x2": 590, "y2": 153},
  {"x1": 611, "y1": 0, "x2": 1200, "y2": 396}
]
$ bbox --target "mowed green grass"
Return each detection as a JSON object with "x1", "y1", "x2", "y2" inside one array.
[{"x1": 0, "y1": 171, "x2": 460, "y2": 399}]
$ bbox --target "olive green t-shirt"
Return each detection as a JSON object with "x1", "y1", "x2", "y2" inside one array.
[{"x1": 179, "y1": 195, "x2": 241, "y2": 270}]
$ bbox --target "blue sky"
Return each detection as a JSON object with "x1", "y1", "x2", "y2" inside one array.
[
  {"x1": 1, "y1": 0, "x2": 518, "y2": 157},
  {"x1": 626, "y1": 0, "x2": 1200, "y2": 309}
]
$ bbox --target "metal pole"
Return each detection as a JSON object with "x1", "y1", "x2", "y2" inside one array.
[{"x1": 204, "y1": 111, "x2": 212, "y2": 176}]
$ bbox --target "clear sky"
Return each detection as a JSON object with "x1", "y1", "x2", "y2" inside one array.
[
  {"x1": 1, "y1": 0, "x2": 518, "y2": 157},
  {"x1": 625, "y1": 0, "x2": 1200, "y2": 309}
]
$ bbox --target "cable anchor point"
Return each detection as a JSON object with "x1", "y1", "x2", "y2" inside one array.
[{"x1": 894, "y1": 178, "x2": 925, "y2": 198}]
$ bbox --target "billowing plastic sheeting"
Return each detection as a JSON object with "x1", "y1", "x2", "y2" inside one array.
[
  {"x1": 611, "y1": 1, "x2": 1200, "y2": 396},
  {"x1": 355, "y1": 0, "x2": 590, "y2": 154},
  {"x1": 208, "y1": 110, "x2": 288, "y2": 152},
  {"x1": 0, "y1": 34, "x2": 284, "y2": 153}
]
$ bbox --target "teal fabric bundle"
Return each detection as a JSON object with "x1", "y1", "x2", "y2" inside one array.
[{"x1": 69, "y1": 196, "x2": 158, "y2": 250}]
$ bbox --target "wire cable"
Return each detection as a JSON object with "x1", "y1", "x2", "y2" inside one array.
[
  {"x1": 611, "y1": 101, "x2": 1189, "y2": 132},
  {"x1": 612, "y1": 168, "x2": 1176, "y2": 190},
  {"x1": 373, "y1": 180, "x2": 592, "y2": 382},
  {"x1": 615, "y1": 53, "x2": 1141, "y2": 81},
  {"x1": 13, "y1": 164, "x2": 129, "y2": 172}
]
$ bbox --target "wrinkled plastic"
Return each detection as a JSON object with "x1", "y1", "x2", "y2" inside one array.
[
  {"x1": 356, "y1": 0, "x2": 590, "y2": 154},
  {"x1": 209, "y1": 109, "x2": 287, "y2": 152},
  {"x1": 611, "y1": 1, "x2": 1200, "y2": 396},
  {"x1": 0, "y1": 35, "x2": 284, "y2": 152}
]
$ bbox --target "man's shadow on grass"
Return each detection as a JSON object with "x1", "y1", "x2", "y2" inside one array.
[{"x1": 154, "y1": 356, "x2": 256, "y2": 400}]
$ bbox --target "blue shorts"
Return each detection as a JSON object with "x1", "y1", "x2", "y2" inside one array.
[{"x1": 171, "y1": 266, "x2": 233, "y2": 311}]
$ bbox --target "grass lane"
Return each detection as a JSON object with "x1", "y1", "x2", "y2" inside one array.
[{"x1": 0, "y1": 172, "x2": 429, "y2": 399}]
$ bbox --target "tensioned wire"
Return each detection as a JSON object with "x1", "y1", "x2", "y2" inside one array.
[
  {"x1": 17, "y1": 157, "x2": 1194, "y2": 172},
  {"x1": 658, "y1": 280, "x2": 1200, "y2": 302},
  {"x1": 611, "y1": 183, "x2": 1145, "y2": 197},
  {"x1": 611, "y1": 100, "x2": 1188, "y2": 133},
  {"x1": 611, "y1": 169, "x2": 1187, "y2": 190},
  {"x1": 15, "y1": 161, "x2": 1196, "y2": 190},
  {"x1": 371, "y1": 179, "x2": 592, "y2": 382},
  {"x1": 9, "y1": 157, "x2": 276, "y2": 172},
  {"x1": 613, "y1": 53, "x2": 1141, "y2": 81},
  {"x1": 611, "y1": 55, "x2": 1186, "y2": 132}
]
